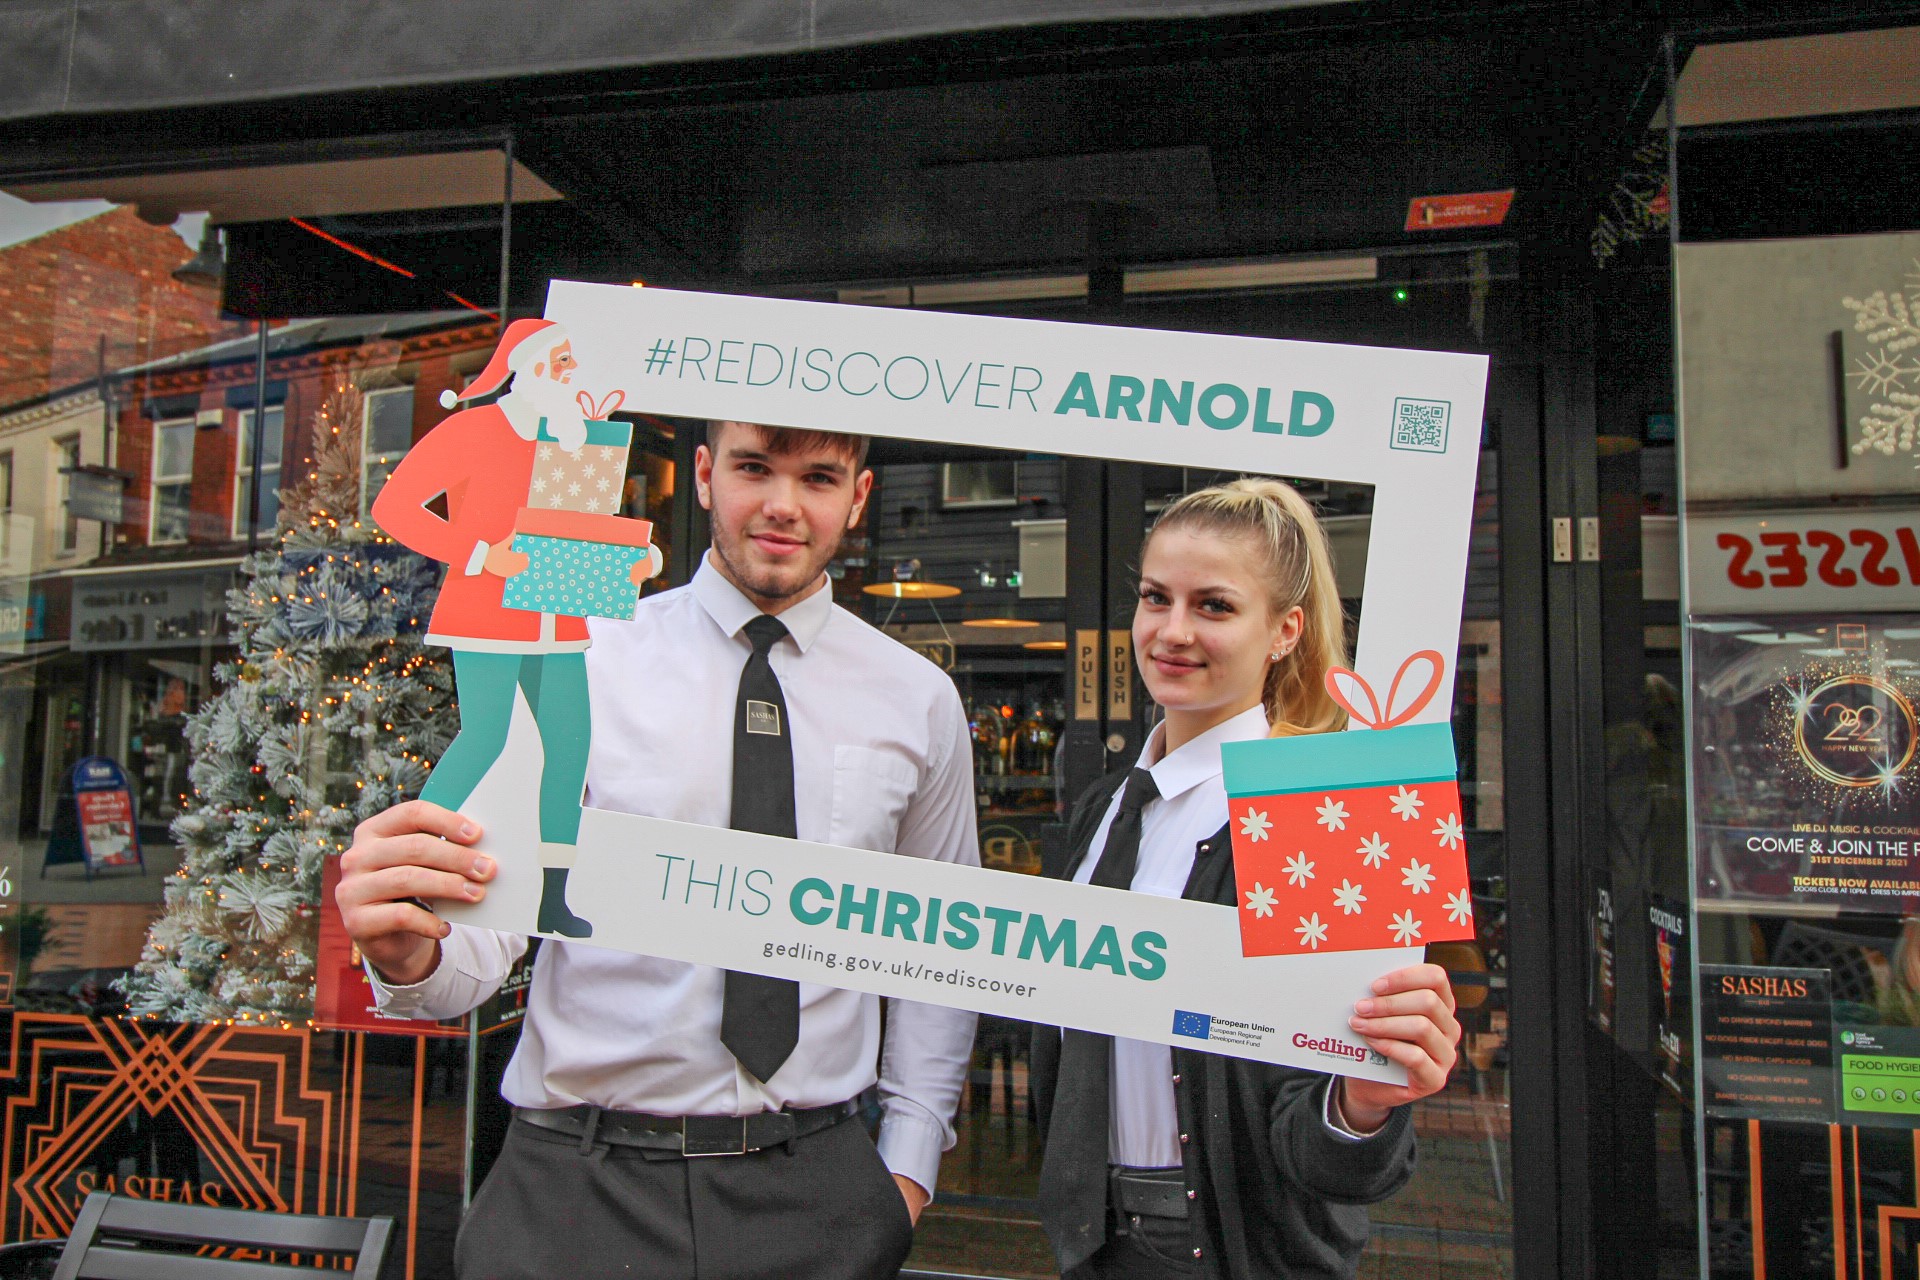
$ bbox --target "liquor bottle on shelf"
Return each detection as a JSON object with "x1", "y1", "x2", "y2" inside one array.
[
  {"x1": 1010, "y1": 702, "x2": 1053, "y2": 776},
  {"x1": 970, "y1": 701, "x2": 1007, "y2": 778},
  {"x1": 1009, "y1": 701, "x2": 1057, "y2": 807}
]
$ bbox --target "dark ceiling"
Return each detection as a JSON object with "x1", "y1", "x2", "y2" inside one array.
[{"x1": 221, "y1": 19, "x2": 1666, "y2": 319}]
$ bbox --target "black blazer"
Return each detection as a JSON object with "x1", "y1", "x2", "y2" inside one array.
[{"x1": 1031, "y1": 770, "x2": 1417, "y2": 1280}]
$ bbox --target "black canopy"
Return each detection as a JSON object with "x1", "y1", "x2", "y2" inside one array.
[{"x1": 0, "y1": 0, "x2": 1343, "y2": 120}]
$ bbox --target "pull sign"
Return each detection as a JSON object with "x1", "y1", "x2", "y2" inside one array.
[
  {"x1": 1551, "y1": 517, "x2": 1573, "y2": 563},
  {"x1": 1075, "y1": 629, "x2": 1101, "y2": 720},
  {"x1": 1107, "y1": 630, "x2": 1134, "y2": 721}
]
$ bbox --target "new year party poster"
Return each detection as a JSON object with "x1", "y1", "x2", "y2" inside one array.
[{"x1": 1690, "y1": 612, "x2": 1920, "y2": 911}]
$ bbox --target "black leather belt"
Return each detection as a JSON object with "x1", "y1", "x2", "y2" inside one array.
[
  {"x1": 514, "y1": 1100, "x2": 858, "y2": 1157},
  {"x1": 1110, "y1": 1166, "x2": 1190, "y2": 1220}
]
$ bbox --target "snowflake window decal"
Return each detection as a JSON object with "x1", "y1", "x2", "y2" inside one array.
[{"x1": 1842, "y1": 266, "x2": 1920, "y2": 460}]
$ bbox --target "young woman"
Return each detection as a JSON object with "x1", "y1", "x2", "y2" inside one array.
[{"x1": 1031, "y1": 478, "x2": 1461, "y2": 1280}]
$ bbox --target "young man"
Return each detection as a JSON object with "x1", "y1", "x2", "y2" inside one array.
[{"x1": 338, "y1": 420, "x2": 979, "y2": 1279}]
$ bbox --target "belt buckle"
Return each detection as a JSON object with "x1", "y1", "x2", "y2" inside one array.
[{"x1": 681, "y1": 1116, "x2": 750, "y2": 1157}]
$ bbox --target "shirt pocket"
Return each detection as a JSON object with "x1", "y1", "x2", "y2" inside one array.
[{"x1": 830, "y1": 745, "x2": 920, "y2": 853}]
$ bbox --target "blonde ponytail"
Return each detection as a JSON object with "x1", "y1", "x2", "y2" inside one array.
[{"x1": 1143, "y1": 478, "x2": 1349, "y2": 737}]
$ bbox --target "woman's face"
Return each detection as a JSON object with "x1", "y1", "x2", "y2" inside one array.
[{"x1": 1134, "y1": 526, "x2": 1300, "y2": 727}]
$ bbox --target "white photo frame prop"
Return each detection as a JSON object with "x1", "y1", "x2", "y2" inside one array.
[{"x1": 441, "y1": 283, "x2": 1489, "y2": 1081}]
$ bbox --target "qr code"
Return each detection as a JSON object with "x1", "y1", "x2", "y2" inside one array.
[{"x1": 1390, "y1": 398, "x2": 1450, "y2": 453}]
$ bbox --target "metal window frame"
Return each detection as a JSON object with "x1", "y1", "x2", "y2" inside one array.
[
  {"x1": 359, "y1": 384, "x2": 415, "y2": 520},
  {"x1": 145, "y1": 417, "x2": 195, "y2": 546},
  {"x1": 231, "y1": 404, "x2": 284, "y2": 539}
]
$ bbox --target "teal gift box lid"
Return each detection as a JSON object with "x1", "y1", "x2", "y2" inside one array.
[
  {"x1": 1222, "y1": 721, "x2": 1458, "y2": 798},
  {"x1": 536, "y1": 417, "x2": 632, "y2": 448}
]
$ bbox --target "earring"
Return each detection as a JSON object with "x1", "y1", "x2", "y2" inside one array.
[{"x1": 1269, "y1": 652, "x2": 1282, "y2": 663}]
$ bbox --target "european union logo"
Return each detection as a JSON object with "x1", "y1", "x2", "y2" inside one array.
[{"x1": 1172, "y1": 1011, "x2": 1212, "y2": 1040}]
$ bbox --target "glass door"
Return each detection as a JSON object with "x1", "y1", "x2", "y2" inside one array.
[
  {"x1": 877, "y1": 264, "x2": 1525, "y2": 1278},
  {"x1": 1668, "y1": 26, "x2": 1920, "y2": 1280}
]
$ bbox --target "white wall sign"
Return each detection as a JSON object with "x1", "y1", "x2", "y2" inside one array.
[{"x1": 1687, "y1": 508, "x2": 1920, "y2": 615}]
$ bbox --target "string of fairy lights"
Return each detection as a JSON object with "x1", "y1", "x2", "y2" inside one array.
[{"x1": 122, "y1": 380, "x2": 458, "y2": 1030}]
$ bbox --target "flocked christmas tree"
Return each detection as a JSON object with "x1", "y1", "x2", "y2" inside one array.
[{"x1": 120, "y1": 369, "x2": 456, "y2": 1025}]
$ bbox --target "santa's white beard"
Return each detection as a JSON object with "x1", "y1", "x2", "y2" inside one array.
[{"x1": 507, "y1": 375, "x2": 588, "y2": 450}]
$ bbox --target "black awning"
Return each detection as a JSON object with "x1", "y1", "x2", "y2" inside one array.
[{"x1": 0, "y1": 0, "x2": 1343, "y2": 121}]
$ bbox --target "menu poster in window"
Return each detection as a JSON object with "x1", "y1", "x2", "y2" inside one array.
[
  {"x1": 72, "y1": 757, "x2": 140, "y2": 871},
  {"x1": 1689, "y1": 612, "x2": 1920, "y2": 910},
  {"x1": 1650, "y1": 894, "x2": 1692, "y2": 1098},
  {"x1": 1699, "y1": 965, "x2": 1834, "y2": 1123}
]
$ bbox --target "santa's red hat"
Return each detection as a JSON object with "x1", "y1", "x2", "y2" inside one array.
[{"x1": 439, "y1": 317, "x2": 571, "y2": 410}]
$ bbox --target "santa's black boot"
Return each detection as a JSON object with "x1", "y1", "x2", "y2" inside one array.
[{"x1": 537, "y1": 867, "x2": 593, "y2": 937}]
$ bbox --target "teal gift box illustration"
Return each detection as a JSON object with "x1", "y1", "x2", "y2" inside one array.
[
  {"x1": 504, "y1": 507, "x2": 656, "y2": 621},
  {"x1": 503, "y1": 394, "x2": 655, "y2": 621},
  {"x1": 1222, "y1": 652, "x2": 1476, "y2": 957}
]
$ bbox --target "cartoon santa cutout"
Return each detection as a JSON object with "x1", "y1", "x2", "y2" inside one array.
[{"x1": 372, "y1": 318, "x2": 662, "y2": 937}]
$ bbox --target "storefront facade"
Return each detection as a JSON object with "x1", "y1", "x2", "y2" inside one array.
[{"x1": 0, "y1": 2, "x2": 1910, "y2": 1276}]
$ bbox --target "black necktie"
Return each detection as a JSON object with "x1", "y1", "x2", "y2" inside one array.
[
  {"x1": 1039, "y1": 769, "x2": 1160, "y2": 1273},
  {"x1": 1088, "y1": 769, "x2": 1160, "y2": 890},
  {"x1": 720, "y1": 615, "x2": 801, "y2": 1083}
]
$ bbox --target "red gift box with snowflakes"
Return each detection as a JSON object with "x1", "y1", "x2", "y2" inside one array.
[{"x1": 1219, "y1": 653, "x2": 1475, "y2": 957}]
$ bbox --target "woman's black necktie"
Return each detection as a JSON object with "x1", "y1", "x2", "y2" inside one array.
[
  {"x1": 1039, "y1": 767, "x2": 1161, "y2": 1273},
  {"x1": 720, "y1": 614, "x2": 801, "y2": 1083}
]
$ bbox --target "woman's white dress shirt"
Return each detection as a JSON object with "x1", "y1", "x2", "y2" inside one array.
[
  {"x1": 1073, "y1": 704, "x2": 1372, "y2": 1167},
  {"x1": 372, "y1": 555, "x2": 980, "y2": 1193}
]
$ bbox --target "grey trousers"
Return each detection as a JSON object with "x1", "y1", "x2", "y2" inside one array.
[
  {"x1": 1071, "y1": 1214, "x2": 1201, "y2": 1280},
  {"x1": 455, "y1": 1112, "x2": 915, "y2": 1279}
]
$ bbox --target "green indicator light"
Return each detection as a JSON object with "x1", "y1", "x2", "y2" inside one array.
[{"x1": 1392, "y1": 287, "x2": 1411, "y2": 304}]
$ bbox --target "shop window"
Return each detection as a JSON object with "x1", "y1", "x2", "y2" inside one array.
[
  {"x1": 361, "y1": 386, "x2": 413, "y2": 518},
  {"x1": 128, "y1": 656, "x2": 204, "y2": 829},
  {"x1": 148, "y1": 418, "x2": 193, "y2": 545},
  {"x1": 233, "y1": 405, "x2": 285, "y2": 537},
  {"x1": 941, "y1": 459, "x2": 1020, "y2": 508},
  {"x1": 55, "y1": 434, "x2": 81, "y2": 553}
]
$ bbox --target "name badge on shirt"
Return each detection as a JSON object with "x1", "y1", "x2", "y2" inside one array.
[{"x1": 746, "y1": 701, "x2": 782, "y2": 736}]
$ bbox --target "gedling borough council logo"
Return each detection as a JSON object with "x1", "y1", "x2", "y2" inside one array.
[{"x1": 1792, "y1": 674, "x2": 1918, "y2": 789}]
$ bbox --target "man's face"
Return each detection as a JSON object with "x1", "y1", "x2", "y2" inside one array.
[{"x1": 695, "y1": 423, "x2": 872, "y2": 611}]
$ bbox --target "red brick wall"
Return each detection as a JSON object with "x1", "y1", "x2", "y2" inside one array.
[
  {"x1": 0, "y1": 207, "x2": 246, "y2": 409},
  {"x1": 112, "y1": 323, "x2": 497, "y2": 550}
]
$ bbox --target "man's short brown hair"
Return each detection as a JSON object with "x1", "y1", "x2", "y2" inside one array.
[{"x1": 706, "y1": 420, "x2": 870, "y2": 472}]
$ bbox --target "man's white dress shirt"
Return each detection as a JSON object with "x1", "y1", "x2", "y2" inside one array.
[
  {"x1": 372, "y1": 556, "x2": 981, "y2": 1193},
  {"x1": 1072, "y1": 704, "x2": 1372, "y2": 1167}
]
